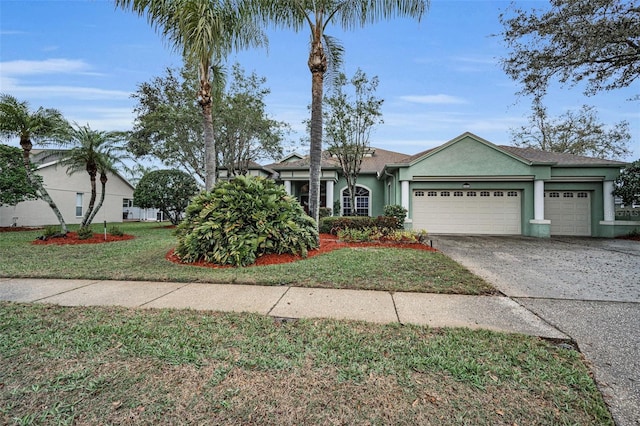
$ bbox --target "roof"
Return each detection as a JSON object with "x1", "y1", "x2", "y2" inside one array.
[
  {"x1": 267, "y1": 147, "x2": 410, "y2": 174},
  {"x1": 498, "y1": 146, "x2": 626, "y2": 166}
]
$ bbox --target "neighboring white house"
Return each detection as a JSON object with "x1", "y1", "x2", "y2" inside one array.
[{"x1": 0, "y1": 151, "x2": 135, "y2": 227}]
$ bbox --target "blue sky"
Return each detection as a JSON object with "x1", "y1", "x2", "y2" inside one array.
[{"x1": 1, "y1": 0, "x2": 638, "y2": 161}]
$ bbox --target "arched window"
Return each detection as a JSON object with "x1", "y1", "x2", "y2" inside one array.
[{"x1": 342, "y1": 186, "x2": 370, "y2": 216}]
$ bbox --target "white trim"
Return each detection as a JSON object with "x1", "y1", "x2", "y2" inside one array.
[{"x1": 340, "y1": 184, "x2": 372, "y2": 216}]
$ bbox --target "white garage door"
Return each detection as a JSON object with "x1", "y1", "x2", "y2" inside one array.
[
  {"x1": 412, "y1": 190, "x2": 521, "y2": 234},
  {"x1": 544, "y1": 191, "x2": 591, "y2": 236}
]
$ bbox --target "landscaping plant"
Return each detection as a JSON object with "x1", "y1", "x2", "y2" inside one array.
[{"x1": 175, "y1": 175, "x2": 318, "y2": 267}]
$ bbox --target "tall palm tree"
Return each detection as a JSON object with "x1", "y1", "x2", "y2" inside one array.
[
  {"x1": 258, "y1": 0, "x2": 428, "y2": 226},
  {"x1": 115, "y1": 0, "x2": 266, "y2": 190},
  {"x1": 57, "y1": 124, "x2": 127, "y2": 227},
  {"x1": 0, "y1": 94, "x2": 70, "y2": 233}
]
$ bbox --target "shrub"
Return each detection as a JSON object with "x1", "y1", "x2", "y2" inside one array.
[
  {"x1": 175, "y1": 175, "x2": 318, "y2": 267},
  {"x1": 43, "y1": 225, "x2": 59, "y2": 238},
  {"x1": 337, "y1": 227, "x2": 383, "y2": 242},
  {"x1": 319, "y1": 207, "x2": 332, "y2": 219},
  {"x1": 77, "y1": 226, "x2": 93, "y2": 240},
  {"x1": 109, "y1": 226, "x2": 124, "y2": 237},
  {"x1": 383, "y1": 204, "x2": 407, "y2": 229},
  {"x1": 325, "y1": 216, "x2": 398, "y2": 236}
]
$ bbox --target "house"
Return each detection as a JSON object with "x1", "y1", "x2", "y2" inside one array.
[
  {"x1": 263, "y1": 132, "x2": 638, "y2": 238},
  {"x1": 0, "y1": 150, "x2": 135, "y2": 227}
]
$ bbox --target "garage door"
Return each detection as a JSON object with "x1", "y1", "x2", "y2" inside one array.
[
  {"x1": 412, "y1": 190, "x2": 521, "y2": 234},
  {"x1": 544, "y1": 191, "x2": 591, "y2": 236}
]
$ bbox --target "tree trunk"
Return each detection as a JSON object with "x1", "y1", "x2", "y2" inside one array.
[
  {"x1": 82, "y1": 171, "x2": 97, "y2": 227},
  {"x1": 19, "y1": 138, "x2": 68, "y2": 233},
  {"x1": 199, "y1": 67, "x2": 217, "y2": 191},
  {"x1": 308, "y1": 28, "x2": 327, "y2": 229},
  {"x1": 87, "y1": 173, "x2": 107, "y2": 225}
]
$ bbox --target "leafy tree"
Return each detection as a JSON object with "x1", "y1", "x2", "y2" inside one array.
[
  {"x1": 55, "y1": 124, "x2": 128, "y2": 227},
  {"x1": 216, "y1": 63, "x2": 290, "y2": 176},
  {"x1": 0, "y1": 94, "x2": 69, "y2": 233},
  {"x1": 324, "y1": 69, "x2": 383, "y2": 214},
  {"x1": 258, "y1": 0, "x2": 428, "y2": 227},
  {"x1": 130, "y1": 63, "x2": 289, "y2": 181},
  {"x1": 175, "y1": 175, "x2": 318, "y2": 267},
  {"x1": 613, "y1": 159, "x2": 640, "y2": 206},
  {"x1": 133, "y1": 169, "x2": 200, "y2": 225},
  {"x1": 130, "y1": 64, "x2": 206, "y2": 183},
  {"x1": 510, "y1": 96, "x2": 631, "y2": 160},
  {"x1": 499, "y1": 0, "x2": 640, "y2": 96},
  {"x1": 115, "y1": 0, "x2": 266, "y2": 191},
  {"x1": 0, "y1": 144, "x2": 40, "y2": 207}
]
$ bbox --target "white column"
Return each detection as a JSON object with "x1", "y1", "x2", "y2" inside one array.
[
  {"x1": 603, "y1": 180, "x2": 615, "y2": 221},
  {"x1": 401, "y1": 181, "x2": 410, "y2": 217},
  {"x1": 325, "y1": 180, "x2": 334, "y2": 211},
  {"x1": 283, "y1": 180, "x2": 291, "y2": 195},
  {"x1": 534, "y1": 180, "x2": 545, "y2": 220}
]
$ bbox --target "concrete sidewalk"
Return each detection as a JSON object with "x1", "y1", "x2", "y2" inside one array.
[{"x1": 0, "y1": 277, "x2": 567, "y2": 339}]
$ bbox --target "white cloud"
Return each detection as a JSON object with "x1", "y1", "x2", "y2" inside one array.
[
  {"x1": 0, "y1": 58, "x2": 93, "y2": 76},
  {"x1": 399, "y1": 94, "x2": 469, "y2": 105}
]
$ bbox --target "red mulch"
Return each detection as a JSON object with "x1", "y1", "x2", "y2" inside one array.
[
  {"x1": 166, "y1": 234, "x2": 437, "y2": 269},
  {"x1": 32, "y1": 232, "x2": 135, "y2": 245}
]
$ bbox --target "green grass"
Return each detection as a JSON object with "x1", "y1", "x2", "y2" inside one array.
[
  {"x1": 0, "y1": 302, "x2": 613, "y2": 425},
  {"x1": 0, "y1": 222, "x2": 494, "y2": 294}
]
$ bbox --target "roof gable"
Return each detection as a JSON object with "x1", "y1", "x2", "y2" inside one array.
[{"x1": 403, "y1": 132, "x2": 534, "y2": 177}]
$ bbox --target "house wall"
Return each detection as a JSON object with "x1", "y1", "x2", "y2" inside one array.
[{"x1": 0, "y1": 164, "x2": 134, "y2": 227}]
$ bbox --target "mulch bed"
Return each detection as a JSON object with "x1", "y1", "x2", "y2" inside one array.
[
  {"x1": 166, "y1": 234, "x2": 437, "y2": 268},
  {"x1": 32, "y1": 232, "x2": 135, "y2": 245}
]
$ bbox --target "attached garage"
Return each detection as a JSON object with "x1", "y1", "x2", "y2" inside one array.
[
  {"x1": 412, "y1": 189, "x2": 521, "y2": 234},
  {"x1": 544, "y1": 191, "x2": 591, "y2": 236}
]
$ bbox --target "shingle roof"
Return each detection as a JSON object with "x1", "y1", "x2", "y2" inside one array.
[
  {"x1": 268, "y1": 147, "x2": 410, "y2": 174},
  {"x1": 498, "y1": 145, "x2": 626, "y2": 166}
]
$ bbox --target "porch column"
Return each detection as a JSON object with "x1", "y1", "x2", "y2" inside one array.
[
  {"x1": 603, "y1": 180, "x2": 615, "y2": 221},
  {"x1": 401, "y1": 181, "x2": 410, "y2": 218},
  {"x1": 325, "y1": 180, "x2": 334, "y2": 211},
  {"x1": 534, "y1": 179, "x2": 545, "y2": 220},
  {"x1": 283, "y1": 180, "x2": 291, "y2": 195}
]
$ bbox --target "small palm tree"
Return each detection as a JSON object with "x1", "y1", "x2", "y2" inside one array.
[
  {"x1": 56, "y1": 124, "x2": 128, "y2": 227},
  {"x1": 115, "y1": 0, "x2": 266, "y2": 190},
  {"x1": 0, "y1": 93, "x2": 70, "y2": 233},
  {"x1": 258, "y1": 0, "x2": 429, "y2": 226}
]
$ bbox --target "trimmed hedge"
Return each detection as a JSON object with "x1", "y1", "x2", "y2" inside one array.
[{"x1": 319, "y1": 215, "x2": 399, "y2": 235}]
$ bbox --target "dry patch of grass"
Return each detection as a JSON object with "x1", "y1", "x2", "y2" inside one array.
[{"x1": 1, "y1": 303, "x2": 612, "y2": 425}]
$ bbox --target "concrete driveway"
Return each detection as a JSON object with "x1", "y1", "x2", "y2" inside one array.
[{"x1": 434, "y1": 235, "x2": 640, "y2": 426}]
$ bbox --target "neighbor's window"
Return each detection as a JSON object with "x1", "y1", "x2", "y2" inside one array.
[
  {"x1": 76, "y1": 193, "x2": 83, "y2": 217},
  {"x1": 342, "y1": 186, "x2": 370, "y2": 216}
]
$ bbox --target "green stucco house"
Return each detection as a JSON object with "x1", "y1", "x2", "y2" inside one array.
[{"x1": 254, "y1": 132, "x2": 637, "y2": 238}]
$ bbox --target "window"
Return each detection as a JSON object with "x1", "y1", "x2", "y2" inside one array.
[
  {"x1": 493, "y1": 191, "x2": 504, "y2": 197},
  {"x1": 440, "y1": 191, "x2": 450, "y2": 197},
  {"x1": 466, "y1": 191, "x2": 477, "y2": 197},
  {"x1": 427, "y1": 191, "x2": 437, "y2": 197},
  {"x1": 76, "y1": 193, "x2": 83, "y2": 217},
  {"x1": 563, "y1": 192, "x2": 574, "y2": 198},
  {"x1": 415, "y1": 190, "x2": 425, "y2": 197},
  {"x1": 507, "y1": 191, "x2": 518, "y2": 197},
  {"x1": 578, "y1": 192, "x2": 588, "y2": 198},
  {"x1": 454, "y1": 191, "x2": 463, "y2": 197},
  {"x1": 480, "y1": 191, "x2": 490, "y2": 197},
  {"x1": 549, "y1": 192, "x2": 560, "y2": 198},
  {"x1": 342, "y1": 186, "x2": 370, "y2": 216},
  {"x1": 123, "y1": 198, "x2": 133, "y2": 208}
]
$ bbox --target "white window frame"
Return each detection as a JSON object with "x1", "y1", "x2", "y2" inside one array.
[
  {"x1": 75, "y1": 193, "x2": 83, "y2": 217},
  {"x1": 341, "y1": 185, "x2": 371, "y2": 216}
]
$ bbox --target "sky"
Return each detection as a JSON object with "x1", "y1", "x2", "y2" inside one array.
[{"x1": 1, "y1": 0, "x2": 638, "y2": 162}]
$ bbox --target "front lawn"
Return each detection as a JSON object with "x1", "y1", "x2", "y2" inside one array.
[
  {"x1": 0, "y1": 222, "x2": 494, "y2": 295},
  {"x1": 0, "y1": 303, "x2": 613, "y2": 425}
]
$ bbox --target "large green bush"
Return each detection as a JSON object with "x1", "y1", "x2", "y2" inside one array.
[{"x1": 175, "y1": 176, "x2": 318, "y2": 267}]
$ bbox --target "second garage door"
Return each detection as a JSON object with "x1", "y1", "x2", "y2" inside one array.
[
  {"x1": 412, "y1": 190, "x2": 521, "y2": 234},
  {"x1": 544, "y1": 191, "x2": 591, "y2": 236}
]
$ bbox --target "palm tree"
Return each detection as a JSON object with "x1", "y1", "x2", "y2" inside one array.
[
  {"x1": 0, "y1": 94, "x2": 70, "y2": 233},
  {"x1": 115, "y1": 0, "x2": 266, "y2": 190},
  {"x1": 57, "y1": 124, "x2": 128, "y2": 227},
  {"x1": 258, "y1": 0, "x2": 428, "y2": 226}
]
